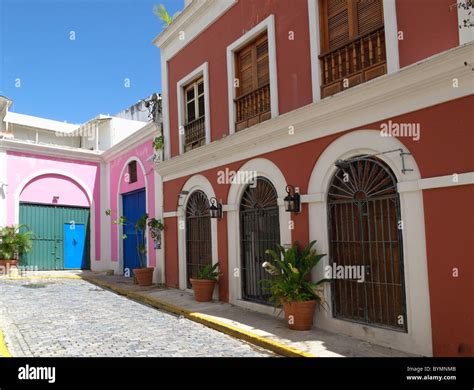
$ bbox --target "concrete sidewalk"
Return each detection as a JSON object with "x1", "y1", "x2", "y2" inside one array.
[{"x1": 2, "y1": 270, "x2": 415, "y2": 357}]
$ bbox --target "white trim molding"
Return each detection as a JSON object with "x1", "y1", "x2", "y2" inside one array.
[
  {"x1": 176, "y1": 62, "x2": 211, "y2": 155},
  {"x1": 177, "y1": 175, "x2": 219, "y2": 293},
  {"x1": 226, "y1": 158, "x2": 291, "y2": 315},
  {"x1": 307, "y1": 130, "x2": 432, "y2": 357},
  {"x1": 0, "y1": 148, "x2": 7, "y2": 227},
  {"x1": 457, "y1": 0, "x2": 474, "y2": 45},
  {"x1": 226, "y1": 14, "x2": 279, "y2": 135},
  {"x1": 383, "y1": 0, "x2": 400, "y2": 74}
]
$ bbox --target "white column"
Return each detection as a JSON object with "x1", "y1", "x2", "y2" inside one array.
[{"x1": 0, "y1": 147, "x2": 7, "y2": 227}]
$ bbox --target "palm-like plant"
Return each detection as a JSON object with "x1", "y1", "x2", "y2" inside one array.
[
  {"x1": 153, "y1": 4, "x2": 180, "y2": 28},
  {"x1": 0, "y1": 225, "x2": 33, "y2": 260},
  {"x1": 263, "y1": 241, "x2": 330, "y2": 307}
]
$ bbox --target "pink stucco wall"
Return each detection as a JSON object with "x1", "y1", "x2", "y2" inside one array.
[
  {"x1": 110, "y1": 139, "x2": 156, "y2": 267},
  {"x1": 19, "y1": 174, "x2": 90, "y2": 207},
  {"x1": 7, "y1": 151, "x2": 101, "y2": 260}
]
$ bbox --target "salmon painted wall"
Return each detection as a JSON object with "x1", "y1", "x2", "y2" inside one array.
[
  {"x1": 109, "y1": 139, "x2": 157, "y2": 268},
  {"x1": 396, "y1": 0, "x2": 459, "y2": 67},
  {"x1": 167, "y1": 0, "x2": 313, "y2": 157},
  {"x1": 423, "y1": 185, "x2": 474, "y2": 357},
  {"x1": 6, "y1": 151, "x2": 101, "y2": 260},
  {"x1": 163, "y1": 96, "x2": 473, "y2": 350}
]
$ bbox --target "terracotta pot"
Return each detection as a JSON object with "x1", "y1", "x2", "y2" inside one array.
[
  {"x1": 0, "y1": 259, "x2": 17, "y2": 267},
  {"x1": 190, "y1": 279, "x2": 216, "y2": 302},
  {"x1": 283, "y1": 300, "x2": 317, "y2": 331},
  {"x1": 133, "y1": 267, "x2": 154, "y2": 286}
]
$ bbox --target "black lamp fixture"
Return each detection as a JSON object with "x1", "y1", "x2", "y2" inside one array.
[
  {"x1": 284, "y1": 185, "x2": 301, "y2": 213},
  {"x1": 209, "y1": 197, "x2": 223, "y2": 219}
]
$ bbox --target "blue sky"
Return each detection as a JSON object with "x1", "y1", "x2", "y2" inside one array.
[{"x1": 0, "y1": 0, "x2": 184, "y2": 124}]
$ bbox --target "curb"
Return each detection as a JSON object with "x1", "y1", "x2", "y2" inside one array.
[
  {"x1": 82, "y1": 276, "x2": 316, "y2": 358},
  {"x1": 0, "y1": 329, "x2": 12, "y2": 357},
  {"x1": 1, "y1": 275, "x2": 82, "y2": 281}
]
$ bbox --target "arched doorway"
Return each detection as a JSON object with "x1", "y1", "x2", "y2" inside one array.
[
  {"x1": 185, "y1": 190, "x2": 212, "y2": 288},
  {"x1": 327, "y1": 157, "x2": 407, "y2": 331},
  {"x1": 240, "y1": 177, "x2": 280, "y2": 304}
]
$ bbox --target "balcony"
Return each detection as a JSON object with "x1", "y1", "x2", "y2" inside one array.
[
  {"x1": 184, "y1": 116, "x2": 206, "y2": 152},
  {"x1": 320, "y1": 26, "x2": 386, "y2": 98},
  {"x1": 235, "y1": 83, "x2": 271, "y2": 132}
]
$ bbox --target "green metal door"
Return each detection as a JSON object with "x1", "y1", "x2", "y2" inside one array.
[{"x1": 19, "y1": 203, "x2": 90, "y2": 270}]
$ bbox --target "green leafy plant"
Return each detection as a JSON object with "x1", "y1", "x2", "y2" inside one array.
[
  {"x1": 0, "y1": 224, "x2": 33, "y2": 260},
  {"x1": 153, "y1": 4, "x2": 180, "y2": 28},
  {"x1": 148, "y1": 217, "x2": 164, "y2": 231},
  {"x1": 152, "y1": 135, "x2": 164, "y2": 151},
  {"x1": 262, "y1": 241, "x2": 330, "y2": 307},
  {"x1": 105, "y1": 209, "x2": 152, "y2": 269},
  {"x1": 196, "y1": 262, "x2": 221, "y2": 281}
]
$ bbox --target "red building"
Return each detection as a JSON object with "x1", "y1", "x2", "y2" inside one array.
[{"x1": 153, "y1": 0, "x2": 474, "y2": 357}]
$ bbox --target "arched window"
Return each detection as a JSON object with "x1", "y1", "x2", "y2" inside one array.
[
  {"x1": 185, "y1": 190, "x2": 212, "y2": 288},
  {"x1": 240, "y1": 177, "x2": 280, "y2": 304},
  {"x1": 327, "y1": 157, "x2": 407, "y2": 331}
]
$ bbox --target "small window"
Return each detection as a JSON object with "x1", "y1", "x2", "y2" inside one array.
[
  {"x1": 184, "y1": 77, "x2": 205, "y2": 125},
  {"x1": 128, "y1": 161, "x2": 137, "y2": 183},
  {"x1": 183, "y1": 76, "x2": 206, "y2": 152}
]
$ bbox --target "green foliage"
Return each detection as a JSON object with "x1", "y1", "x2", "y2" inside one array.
[
  {"x1": 153, "y1": 4, "x2": 180, "y2": 28},
  {"x1": 148, "y1": 217, "x2": 164, "y2": 231},
  {"x1": 152, "y1": 135, "x2": 164, "y2": 151},
  {"x1": 196, "y1": 262, "x2": 220, "y2": 281},
  {"x1": 0, "y1": 225, "x2": 33, "y2": 260},
  {"x1": 262, "y1": 241, "x2": 331, "y2": 306}
]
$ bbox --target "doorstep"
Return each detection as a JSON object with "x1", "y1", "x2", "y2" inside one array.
[{"x1": 82, "y1": 272, "x2": 416, "y2": 358}]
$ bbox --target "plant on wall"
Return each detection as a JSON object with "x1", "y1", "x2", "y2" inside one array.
[{"x1": 152, "y1": 135, "x2": 164, "y2": 151}]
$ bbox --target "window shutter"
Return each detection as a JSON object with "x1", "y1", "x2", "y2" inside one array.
[
  {"x1": 236, "y1": 34, "x2": 269, "y2": 96},
  {"x1": 356, "y1": 0, "x2": 384, "y2": 36},
  {"x1": 256, "y1": 38, "x2": 269, "y2": 87},
  {"x1": 237, "y1": 46, "x2": 254, "y2": 96},
  {"x1": 326, "y1": 0, "x2": 350, "y2": 50}
]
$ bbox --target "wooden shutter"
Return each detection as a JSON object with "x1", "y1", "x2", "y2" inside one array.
[
  {"x1": 235, "y1": 33, "x2": 269, "y2": 97},
  {"x1": 357, "y1": 0, "x2": 384, "y2": 36},
  {"x1": 320, "y1": 0, "x2": 384, "y2": 51}
]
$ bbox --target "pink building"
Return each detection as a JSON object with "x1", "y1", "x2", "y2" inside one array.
[{"x1": 0, "y1": 95, "x2": 164, "y2": 280}]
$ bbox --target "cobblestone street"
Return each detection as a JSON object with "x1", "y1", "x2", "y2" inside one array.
[{"x1": 0, "y1": 278, "x2": 274, "y2": 357}]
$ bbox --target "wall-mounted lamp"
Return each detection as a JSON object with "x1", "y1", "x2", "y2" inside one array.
[
  {"x1": 334, "y1": 148, "x2": 413, "y2": 174},
  {"x1": 284, "y1": 185, "x2": 301, "y2": 213},
  {"x1": 209, "y1": 197, "x2": 223, "y2": 219}
]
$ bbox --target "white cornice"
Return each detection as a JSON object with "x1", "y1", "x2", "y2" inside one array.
[
  {"x1": 153, "y1": 0, "x2": 236, "y2": 57},
  {"x1": 0, "y1": 138, "x2": 103, "y2": 162},
  {"x1": 0, "y1": 122, "x2": 160, "y2": 163},
  {"x1": 155, "y1": 43, "x2": 474, "y2": 181}
]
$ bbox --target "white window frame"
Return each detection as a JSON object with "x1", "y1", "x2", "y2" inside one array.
[
  {"x1": 184, "y1": 77, "x2": 205, "y2": 124},
  {"x1": 226, "y1": 15, "x2": 279, "y2": 135},
  {"x1": 177, "y1": 62, "x2": 211, "y2": 155},
  {"x1": 307, "y1": 0, "x2": 400, "y2": 103}
]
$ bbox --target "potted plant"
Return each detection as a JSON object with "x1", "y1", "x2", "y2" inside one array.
[
  {"x1": 0, "y1": 224, "x2": 33, "y2": 268},
  {"x1": 106, "y1": 210, "x2": 163, "y2": 286},
  {"x1": 190, "y1": 262, "x2": 220, "y2": 302},
  {"x1": 263, "y1": 241, "x2": 330, "y2": 331}
]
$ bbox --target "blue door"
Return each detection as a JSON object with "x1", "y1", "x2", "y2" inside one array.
[
  {"x1": 64, "y1": 223, "x2": 86, "y2": 269},
  {"x1": 122, "y1": 189, "x2": 146, "y2": 276}
]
